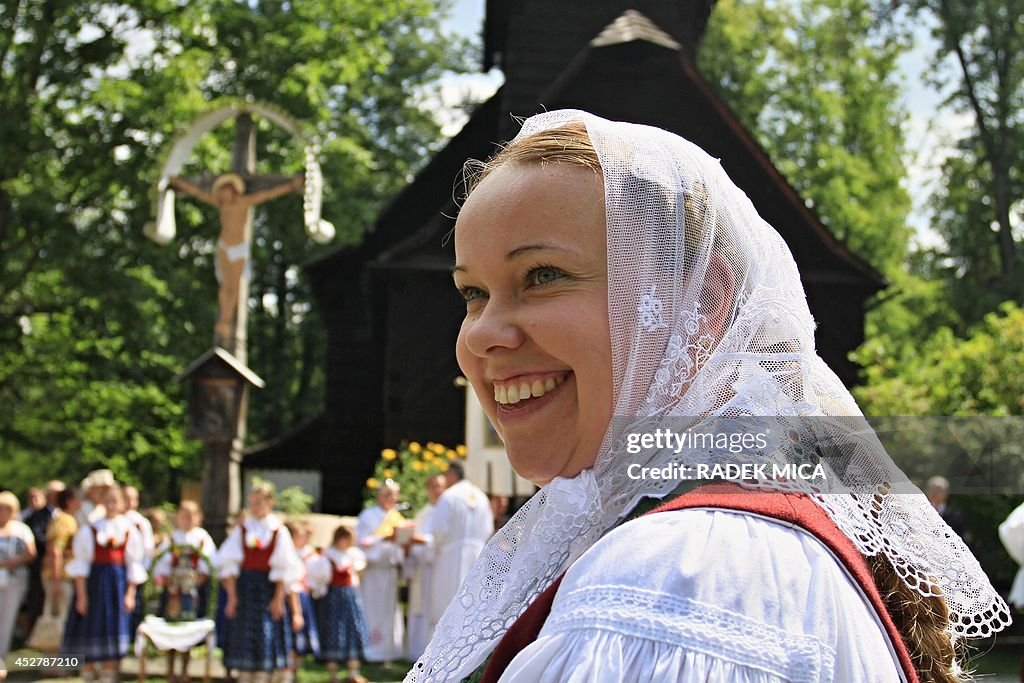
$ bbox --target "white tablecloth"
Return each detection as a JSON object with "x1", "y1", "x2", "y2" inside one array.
[{"x1": 134, "y1": 616, "x2": 216, "y2": 656}]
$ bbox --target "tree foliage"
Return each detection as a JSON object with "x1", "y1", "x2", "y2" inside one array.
[
  {"x1": 0, "y1": 0, "x2": 471, "y2": 500},
  {"x1": 699, "y1": 0, "x2": 913, "y2": 275},
  {"x1": 911, "y1": 0, "x2": 1024, "y2": 284}
]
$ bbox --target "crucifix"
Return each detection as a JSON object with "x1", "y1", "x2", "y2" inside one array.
[
  {"x1": 169, "y1": 114, "x2": 303, "y2": 357},
  {"x1": 148, "y1": 103, "x2": 332, "y2": 542}
]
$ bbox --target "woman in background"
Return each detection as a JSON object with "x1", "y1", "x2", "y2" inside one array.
[{"x1": 0, "y1": 491, "x2": 37, "y2": 660}]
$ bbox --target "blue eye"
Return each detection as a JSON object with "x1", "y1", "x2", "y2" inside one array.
[
  {"x1": 459, "y1": 286, "x2": 486, "y2": 302},
  {"x1": 528, "y1": 266, "x2": 563, "y2": 286}
]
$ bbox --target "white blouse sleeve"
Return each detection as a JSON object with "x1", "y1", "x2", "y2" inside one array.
[
  {"x1": 349, "y1": 547, "x2": 367, "y2": 573},
  {"x1": 66, "y1": 525, "x2": 95, "y2": 578},
  {"x1": 268, "y1": 525, "x2": 300, "y2": 584},
  {"x1": 214, "y1": 526, "x2": 244, "y2": 580},
  {"x1": 499, "y1": 510, "x2": 905, "y2": 683},
  {"x1": 152, "y1": 540, "x2": 172, "y2": 579},
  {"x1": 307, "y1": 555, "x2": 331, "y2": 597},
  {"x1": 123, "y1": 523, "x2": 148, "y2": 585},
  {"x1": 194, "y1": 528, "x2": 216, "y2": 575}
]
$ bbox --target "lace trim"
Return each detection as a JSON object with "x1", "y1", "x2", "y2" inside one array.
[{"x1": 544, "y1": 584, "x2": 836, "y2": 683}]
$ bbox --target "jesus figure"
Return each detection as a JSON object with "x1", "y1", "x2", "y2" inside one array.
[{"x1": 169, "y1": 172, "x2": 304, "y2": 342}]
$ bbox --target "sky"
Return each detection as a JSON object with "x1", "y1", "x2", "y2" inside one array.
[{"x1": 435, "y1": 0, "x2": 969, "y2": 245}]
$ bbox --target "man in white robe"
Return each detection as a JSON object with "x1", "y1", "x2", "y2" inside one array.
[
  {"x1": 403, "y1": 474, "x2": 447, "y2": 660},
  {"x1": 355, "y1": 481, "x2": 404, "y2": 663},
  {"x1": 424, "y1": 463, "x2": 494, "y2": 630}
]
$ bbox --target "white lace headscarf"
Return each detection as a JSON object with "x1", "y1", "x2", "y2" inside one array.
[{"x1": 405, "y1": 110, "x2": 1010, "y2": 682}]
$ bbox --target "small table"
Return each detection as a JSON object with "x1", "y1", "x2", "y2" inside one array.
[{"x1": 134, "y1": 615, "x2": 216, "y2": 683}]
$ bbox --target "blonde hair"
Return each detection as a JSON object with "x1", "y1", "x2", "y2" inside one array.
[
  {"x1": 465, "y1": 121, "x2": 599, "y2": 198},
  {"x1": 249, "y1": 482, "x2": 275, "y2": 501},
  {"x1": 0, "y1": 490, "x2": 21, "y2": 517}
]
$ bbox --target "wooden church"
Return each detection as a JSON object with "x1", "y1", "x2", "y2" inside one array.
[{"x1": 244, "y1": 0, "x2": 886, "y2": 514}]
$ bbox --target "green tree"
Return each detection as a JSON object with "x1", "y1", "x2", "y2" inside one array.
[
  {"x1": 911, "y1": 0, "x2": 1024, "y2": 284},
  {"x1": 0, "y1": 0, "x2": 472, "y2": 497},
  {"x1": 699, "y1": 0, "x2": 913, "y2": 274}
]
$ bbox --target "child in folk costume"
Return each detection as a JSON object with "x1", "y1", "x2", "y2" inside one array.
[
  {"x1": 214, "y1": 484, "x2": 301, "y2": 683},
  {"x1": 62, "y1": 485, "x2": 147, "y2": 683},
  {"x1": 152, "y1": 501, "x2": 217, "y2": 683},
  {"x1": 122, "y1": 485, "x2": 155, "y2": 636},
  {"x1": 284, "y1": 522, "x2": 319, "y2": 681},
  {"x1": 308, "y1": 525, "x2": 369, "y2": 683}
]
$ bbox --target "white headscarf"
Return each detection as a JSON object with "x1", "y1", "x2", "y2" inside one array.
[{"x1": 406, "y1": 110, "x2": 1009, "y2": 681}]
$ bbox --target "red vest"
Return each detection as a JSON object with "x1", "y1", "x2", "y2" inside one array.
[
  {"x1": 480, "y1": 484, "x2": 919, "y2": 683},
  {"x1": 240, "y1": 525, "x2": 278, "y2": 572},
  {"x1": 330, "y1": 563, "x2": 354, "y2": 587},
  {"x1": 92, "y1": 525, "x2": 128, "y2": 566}
]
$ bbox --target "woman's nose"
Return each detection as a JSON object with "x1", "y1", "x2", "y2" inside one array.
[{"x1": 462, "y1": 298, "x2": 526, "y2": 357}]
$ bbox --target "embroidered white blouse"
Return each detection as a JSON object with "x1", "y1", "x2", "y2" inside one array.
[
  {"x1": 213, "y1": 514, "x2": 300, "y2": 584},
  {"x1": 307, "y1": 547, "x2": 368, "y2": 598},
  {"x1": 66, "y1": 516, "x2": 148, "y2": 585},
  {"x1": 499, "y1": 509, "x2": 906, "y2": 683},
  {"x1": 153, "y1": 527, "x2": 218, "y2": 579}
]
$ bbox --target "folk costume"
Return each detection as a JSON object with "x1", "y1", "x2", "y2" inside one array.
[
  {"x1": 405, "y1": 111, "x2": 1010, "y2": 683},
  {"x1": 291, "y1": 544, "x2": 321, "y2": 658},
  {"x1": 308, "y1": 547, "x2": 369, "y2": 663},
  {"x1": 62, "y1": 516, "x2": 147, "y2": 662},
  {"x1": 214, "y1": 513, "x2": 300, "y2": 673},
  {"x1": 153, "y1": 526, "x2": 216, "y2": 620},
  {"x1": 124, "y1": 507, "x2": 155, "y2": 634}
]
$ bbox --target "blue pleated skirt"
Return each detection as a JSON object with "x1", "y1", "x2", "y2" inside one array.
[
  {"x1": 222, "y1": 569, "x2": 293, "y2": 671},
  {"x1": 62, "y1": 564, "x2": 131, "y2": 662},
  {"x1": 293, "y1": 590, "x2": 320, "y2": 657},
  {"x1": 315, "y1": 585, "x2": 367, "y2": 662}
]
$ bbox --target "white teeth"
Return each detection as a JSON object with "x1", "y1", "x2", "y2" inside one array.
[{"x1": 494, "y1": 375, "x2": 566, "y2": 405}]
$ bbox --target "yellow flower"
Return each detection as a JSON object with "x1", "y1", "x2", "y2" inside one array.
[
  {"x1": 409, "y1": 442, "x2": 422, "y2": 454},
  {"x1": 366, "y1": 477, "x2": 380, "y2": 489},
  {"x1": 445, "y1": 449, "x2": 458, "y2": 461},
  {"x1": 411, "y1": 461, "x2": 424, "y2": 472},
  {"x1": 381, "y1": 448, "x2": 397, "y2": 461},
  {"x1": 382, "y1": 468, "x2": 394, "y2": 478},
  {"x1": 430, "y1": 443, "x2": 446, "y2": 455},
  {"x1": 456, "y1": 444, "x2": 467, "y2": 457}
]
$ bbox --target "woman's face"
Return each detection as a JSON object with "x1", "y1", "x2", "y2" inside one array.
[{"x1": 454, "y1": 162, "x2": 612, "y2": 486}]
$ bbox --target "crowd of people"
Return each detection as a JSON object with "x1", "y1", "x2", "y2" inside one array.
[{"x1": 0, "y1": 462, "x2": 497, "y2": 683}]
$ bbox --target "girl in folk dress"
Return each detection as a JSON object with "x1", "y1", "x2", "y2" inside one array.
[
  {"x1": 308, "y1": 525, "x2": 369, "y2": 683},
  {"x1": 62, "y1": 485, "x2": 147, "y2": 683},
  {"x1": 153, "y1": 501, "x2": 217, "y2": 682},
  {"x1": 214, "y1": 484, "x2": 300, "y2": 683},
  {"x1": 284, "y1": 522, "x2": 320, "y2": 682}
]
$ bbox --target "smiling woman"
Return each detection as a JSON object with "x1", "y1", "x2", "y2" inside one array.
[
  {"x1": 453, "y1": 160, "x2": 611, "y2": 486},
  {"x1": 407, "y1": 111, "x2": 1009, "y2": 683}
]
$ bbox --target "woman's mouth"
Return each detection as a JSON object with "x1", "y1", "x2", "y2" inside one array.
[{"x1": 493, "y1": 373, "x2": 567, "y2": 405}]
